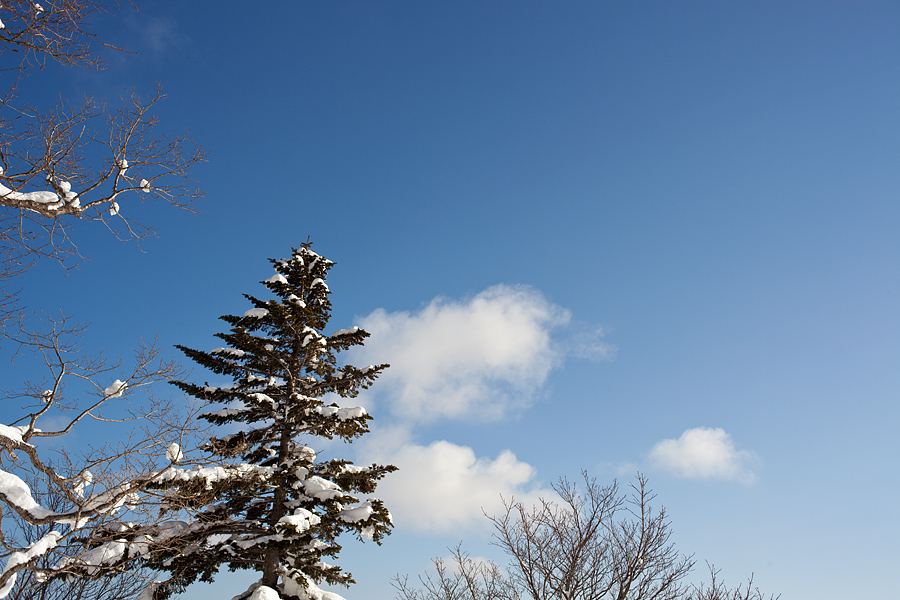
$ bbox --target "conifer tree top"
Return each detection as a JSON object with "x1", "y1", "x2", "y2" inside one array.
[{"x1": 141, "y1": 243, "x2": 396, "y2": 600}]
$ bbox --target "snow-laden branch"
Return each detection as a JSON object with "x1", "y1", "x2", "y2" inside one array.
[
  {"x1": 0, "y1": 469, "x2": 57, "y2": 521},
  {"x1": 0, "y1": 313, "x2": 203, "y2": 598},
  {"x1": 0, "y1": 86, "x2": 205, "y2": 241}
]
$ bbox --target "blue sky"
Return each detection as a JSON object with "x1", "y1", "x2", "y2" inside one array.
[{"x1": 5, "y1": 1, "x2": 900, "y2": 598}]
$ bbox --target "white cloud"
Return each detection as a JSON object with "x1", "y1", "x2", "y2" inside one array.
[
  {"x1": 359, "y1": 426, "x2": 547, "y2": 534},
  {"x1": 344, "y1": 285, "x2": 611, "y2": 533},
  {"x1": 350, "y1": 284, "x2": 571, "y2": 423},
  {"x1": 648, "y1": 427, "x2": 757, "y2": 484}
]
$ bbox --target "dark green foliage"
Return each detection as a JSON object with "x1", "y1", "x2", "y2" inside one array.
[{"x1": 146, "y1": 243, "x2": 396, "y2": 600}]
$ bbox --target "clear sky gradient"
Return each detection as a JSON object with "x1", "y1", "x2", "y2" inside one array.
[{"x1": 5, "y1": 1, "x2": 899, "y2": 599}]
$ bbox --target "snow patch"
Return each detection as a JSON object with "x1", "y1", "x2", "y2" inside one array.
[
  {"x1": 316, "y1": 405, "x2": 366, "y2": 420},
  {"x1": 57, "y1": 540, "x2": 127, "y2": 575},
  {"x1": 282, "y1": 574, "x2": 347, "y2": 600},
  {"x1": 166, "y1": 443, "x2": 183, "y2": 463},
  {"x1": 278, "y1": 508, "x2": 321, "y2": 534},
  {"x1": 248, "y1": 393, "x2": 276, "y2": 407},
  {"x1": 200, "y1": 408, "x2": 250, "y2": 419},
  {"x1": 0, "y1": 531, "x2": 62, "y2": 598},
  {"x1": 73, "y1": 470, "x2": 93, "y2": 497},
  {"x1": 0, "y1": 424, "x2": 30, "y2": 445},
  {"x1": 303, "y1": 477, "x2": 343, "y2": 500},
  {"x1": 153, "y1": 464, "x2": 275, "y2": 488},
  {"x1": 339, "y1": 500, "x2": 375, "y2": 524},
  {"x1": 0, "y1": 470, "x2": 56, "y2": 520},
  {"x1": 331, "y1": 327, "x2": 359, "y2": 337},
  {"x1": 249, "y1": 586, "x2": 280, "y2": 600},
  {"x1": 104, "y1": 380, "x2": 127, "y2": 398},
  {"x1": 212, "y1": 348, "x2": 246, "y2": 357},
  {"x1": 0, "y1": 182, "x2": 61, "y2": 206}
]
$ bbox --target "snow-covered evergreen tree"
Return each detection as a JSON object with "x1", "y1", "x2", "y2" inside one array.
[{"x1": 147, "y1": 243, "x2": 395, "y2": 600}]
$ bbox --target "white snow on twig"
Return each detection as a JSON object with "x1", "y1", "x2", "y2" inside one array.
[
  {"x1": 0, "y1": 179, "x2": 77, "y2": 210},
  {"x1": 166, "y1": 443, "x2": 183, "y2": 463},
  {"x1": 303, "y1": 476, "x2": 343, "y2": 500},
  {"x1": 0, "y1": 424, "x2": 31, "y2": 445},
  {"x1": 339, "y1": 499, "x2": 375, "y2": 524},
  {"x1": 331, "y1": 327, "x2": 359, "y2": 337},
  {"x1": 0, "y1": 182, "x2": 61, "y2": 207},
  {"x1": 199, "y1": 408, "x2": 250, "y2": 419},
  {"x1": 243, "y1": 308, "x2": 269, "y2": 319},
  {"x1": 73, "y1": 471, "x2": 93, "y2": 498},
  {"x1": 212, "y1": 348, "x2": 246, "y2": 357},
  {"x1": 152, "y1": 463, "x2": 275, "y2": 488},
  {"x1": 56, "y1": 540, "x2": 129, "y2": 575},
  {"x1": 54, "y1": 482, "x2": 139, "y2": 529},
  {"x1": 0, "y1": 530, "x2": 62, "y2": 598},
  {"x1": 315, "y1": 405, "x2": 366, "y2": 420},
  {"x1": 280, "y1": 574, "x2": 347, "y2": 600},
  {"x1": 56, "y1": 181, "x2": 78, "y2": 202},
  {"x1": 248, "y1": 393, "x2": 276, "y2": 407},
  {"x1": 0, "y1": 470, "x2": 56, "y2": 520},
  {"x1": 278, "y1": 507, "x2": 320, "y2": 534},
  {"x1": 104, "y1": 380, "x2": 127, "y2": 398}
]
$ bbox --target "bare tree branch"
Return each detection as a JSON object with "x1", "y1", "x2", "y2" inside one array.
[
  {"x1": 0, "y1": 314, "x2": 203, "y2": 596},
  {"x1": 3, "y1": 474, "x2": 153, "y2": 600},
  {"x1": 0, "y1": 1, "x2": 206, "y2": 331},
  {"x1": 687, "y1": 564, "x2": 780, "y2": 600},
  {"x1": 0, "y1": 4, "x2": 205, "y2": 598}
]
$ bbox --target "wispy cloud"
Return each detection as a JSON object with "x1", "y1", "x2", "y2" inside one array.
[
  {"x1": 647, "y1": 427, "x2": 757, "y2": 484},
  {"x1": 350, "y1": 284, "x2": 571, "y2": 423},
  {"x1": 565, "y1": 324, "x2": 617, "y2": 362},
  {"x1": 119, "y1": 11, "x2": 188, "y2": 60}
]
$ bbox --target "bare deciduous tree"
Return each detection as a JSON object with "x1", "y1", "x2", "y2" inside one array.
[
  {"x1": 0, "y1": 4, "x2": 205, "y2": 594},
  {"x1": 395, "y1": 473, "x2": 776, "y2": 600},
  {"x1": 492, "y1": 473, "x2": 693, "y2": 600},
  {"x1": 688, "y1": 565, "x2": 779, "y2": 600},
  {"x1": 393, "y1": 545, "x2": 519, "y2": 600},
  {"x1": 0, "y1": 84, "x2": 204, "y2": 249},
  {"x1": 0, "y1": 0, "x2": 109, "y2": 73}
]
